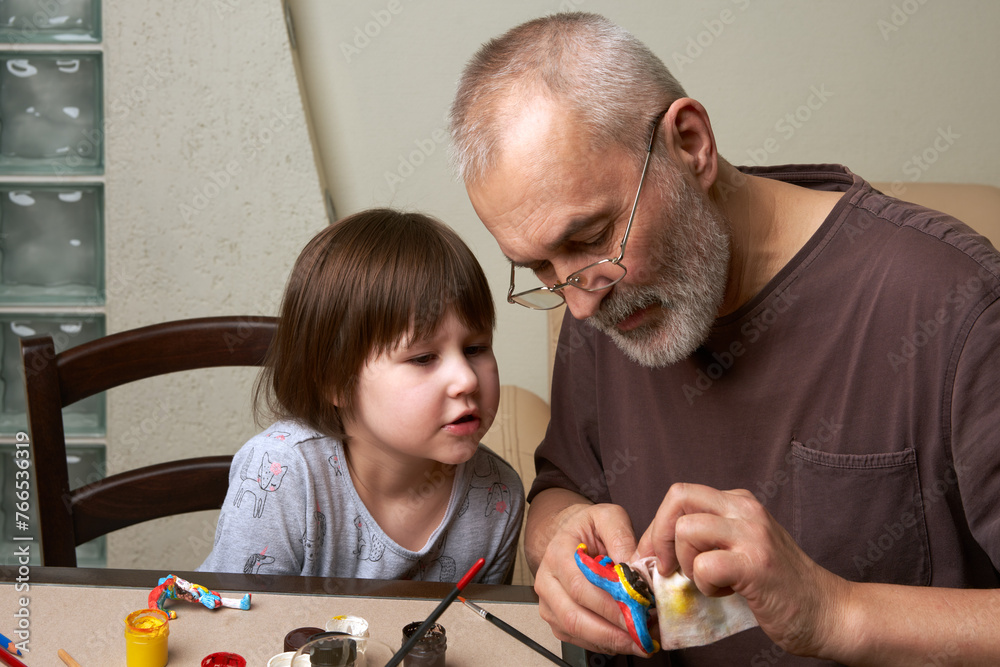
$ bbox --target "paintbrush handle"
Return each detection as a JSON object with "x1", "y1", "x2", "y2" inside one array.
[
  {"x1": 483, "y1": 613, "x2": 573, "y2": 667},
  {"x1": 386, "y1": 588, "x2": 457, "y2": 667},
  {"x1": 462, "y1": 598, "x2": 573, "y2": 667},
  {"x1": 58, "y1": 649, "x2": 83, "y2": 667},
  {"x1": 385, "y1": 558, "x2": 485, "y2": 667}
]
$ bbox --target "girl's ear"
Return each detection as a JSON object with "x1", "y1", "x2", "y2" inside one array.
[
  {"x1": 328, "y1": 386, "x2": 345, "y2": 409},
  {"x1": 330, "y1": 394, "x2": 352, "y2": 434},
  {"x1": 329, "y1": 378, "x2": 356, "y2": 426}
]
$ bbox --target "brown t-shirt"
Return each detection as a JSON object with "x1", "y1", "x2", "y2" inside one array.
[{"x1": 532, "y1": 164, "x2": 1000, "y2": 666}]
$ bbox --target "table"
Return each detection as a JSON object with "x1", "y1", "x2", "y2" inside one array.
[{"x1": 0, "y1": 567, "x2": 570, "y2": 666}]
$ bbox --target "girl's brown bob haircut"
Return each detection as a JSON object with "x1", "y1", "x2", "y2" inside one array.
[{"x1": 254, "y1": 208, "x2": 495, "y2": 440}]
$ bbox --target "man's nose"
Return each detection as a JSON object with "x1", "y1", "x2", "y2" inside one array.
[
  {"x1": 561, "y1": 286, "x2": 606, "y2": 320},
  {"x1": 548, "y1": 257, "x2": 614, "y2": 320}
]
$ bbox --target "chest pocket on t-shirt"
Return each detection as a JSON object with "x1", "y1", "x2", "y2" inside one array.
[{"x1": 790, "y1": 442, "x2": 930, "y2": 586}]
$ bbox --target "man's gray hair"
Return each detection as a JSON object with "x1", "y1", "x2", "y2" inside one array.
[{"x1": 449, "y1": 12, "x2": 687, "y2": 184}]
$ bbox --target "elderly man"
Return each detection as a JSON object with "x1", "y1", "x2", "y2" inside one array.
[{"x1": 450, "y1": 12, "x2": 1000, "y2": 667}]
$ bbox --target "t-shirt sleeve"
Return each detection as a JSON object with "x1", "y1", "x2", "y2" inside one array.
[
  {"x1": 950, "y1": 295, "x2": 1000, "y2": 568},
  {"x1": 529, "y1": 312, "x2": 609, "y2": 504},
  {"x1": 197, "y1": 432, "x2": 310, "y2": 575}
]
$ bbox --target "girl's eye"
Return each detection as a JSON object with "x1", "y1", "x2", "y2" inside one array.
[
  {"x1": 465, "y1": 344, "x2": 490, "y2": 357},
  {"x1": 408, "y1": 354, "x2": 436, "y2": 366}
]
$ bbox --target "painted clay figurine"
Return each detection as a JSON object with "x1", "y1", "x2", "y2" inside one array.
[
  {"x1": 148, "y1": 574, "x2": 251, "y2": 619},
  {"x1": 574, "y1": 544, "x2": 659, "y2": 654}
]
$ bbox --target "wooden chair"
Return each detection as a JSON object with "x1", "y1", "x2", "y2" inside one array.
[
  {"x1": 20, "y1": 316, "x2": 276, "y2": 567},
  {"x1": 481, "y1": 385, "x2": 550, "y2": 586}
]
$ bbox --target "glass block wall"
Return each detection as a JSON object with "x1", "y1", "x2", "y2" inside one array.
[
  {"x1": 0, "y1": 0, "x2": 105, "y2": 567},
  {"x1": 0, "y1": 53, "x2": 103, "y2": 174}
]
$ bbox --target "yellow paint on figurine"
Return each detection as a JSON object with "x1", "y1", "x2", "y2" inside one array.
[{"x1": 614, "y1": 564, "x2": 652, "y2": 607}]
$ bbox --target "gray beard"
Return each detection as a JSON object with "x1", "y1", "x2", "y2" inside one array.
[{"x1": 587, "y1": 172, "x2": 731, "y2": 368}]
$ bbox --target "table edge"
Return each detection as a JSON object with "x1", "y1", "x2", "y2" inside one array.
[{"x1": 0, "y1": 566, "x2": 540, "y2": 603}]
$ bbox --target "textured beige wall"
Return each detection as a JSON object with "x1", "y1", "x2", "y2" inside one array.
[{"x1": 102, "y1": 0, "x2": 326, "y2": 569}]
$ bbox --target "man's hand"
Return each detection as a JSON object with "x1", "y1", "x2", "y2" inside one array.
[
  {"x1": 633, "y1": 483, "x2": 849, "y2": 659},
  {"x1": 526, "y1": 488, "x2": 650, "y2": 656}
]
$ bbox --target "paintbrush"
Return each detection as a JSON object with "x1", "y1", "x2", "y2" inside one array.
[
  {"x1": 459, "y1": 596, "x2": 573, "y2": 667},
  {"x1": 385, "y1": 557, "x2": 485, "y2": 667}
]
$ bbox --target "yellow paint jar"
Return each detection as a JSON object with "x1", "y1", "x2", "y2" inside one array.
[{"x1": 124, "y1": 609, "x2": 170, "y2": 667}]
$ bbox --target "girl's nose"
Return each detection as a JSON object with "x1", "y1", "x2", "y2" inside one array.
[{"x1": 448, "y1": 357, "x2": 479, "y2": 396}]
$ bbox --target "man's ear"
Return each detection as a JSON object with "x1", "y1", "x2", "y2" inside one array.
[{"x1": 663, "y1": 98, "x2": 718, "y2": 192}]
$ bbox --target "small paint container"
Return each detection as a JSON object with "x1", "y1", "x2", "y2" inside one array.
[
  {"x1": 124, "y1": 608, "x2": 170, "y2": 667},
  {"x1": 266, "y1": 651, "x2": 310, "y2": 667},
  {"x1": 291, "y1": 633, "x2": 358, "y2": 666},
  {"x1": 400, "y1": 622, "x2": 447, "y2": 667},
  {"x1": 325, "y1": 615, "x2": 369, "y2": 639},
  {"x1": 201, "y1": 652, "x2": 247, "y2": 666},
  {"x1": 283, "y1": 626, "x2": 325, "y2": 653},
  {"x1": 325, "y1": 615, "x2": 370, "y2": 653}
]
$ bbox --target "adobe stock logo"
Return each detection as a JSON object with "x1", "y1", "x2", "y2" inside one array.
[
  {"x1": 577, "y1": 449, "x2": 639, "y2": 502},
  {"x1": 852, "y1": 462, "x2": 967, "y2": 579},
  {"x1": 383, "y1": 126, "x2": 449, "y2": 194},
  {"x1": 887, "y1": 265, "x2": 994, "y2": 372},
  {"x1": 744, "y1": 85, "x2": 834, "y2": 167},
  {"x1": 753, "y1": 417, "x2": 843, "y2": 507},
  {"x1": 877, "y1": 0, "x2": 932, "y2": 41},
  {"x1": 681, "y1": 287, "x2": 799, "y2": 404},
  {"x1": 339, "y1": 0, "x2": 410, "y2": 63},
  {"x1": 670, "y1": 0, "x2": 754, "y2": 73},
  {"x1": 897, "y1": 127, "x2": 960, "y2": 183}
]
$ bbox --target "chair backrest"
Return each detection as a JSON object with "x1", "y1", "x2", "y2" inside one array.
[
  {"x1": 480, "y1": 385, "x2": 551, "y2": 586},
  {"x1": 869, "y1": 181, "x2": 1000, "y2": 249},
  {"x1": 21, "y1": 315, "x2": 277, "y2": 566}
]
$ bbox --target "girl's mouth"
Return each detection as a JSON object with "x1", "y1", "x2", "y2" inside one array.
[{"x1": 445, "y1": 414, "x2": 480, "y2": 436}]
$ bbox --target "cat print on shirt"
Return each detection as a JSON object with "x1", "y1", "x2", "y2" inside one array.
[
  {"x1": 353, "y1": 514, "x2": 385, "y2": 562},
  {"x1": 302, "y1": 508, "x2": 327, "y2": 563},
  {"x1": 458, "y1": 455, "x2": 512, "y2": 518},
  {"x1": 234, "y1": 449, "x2": 288, "y2": 518},
  {"x1": 328, "y1": 453, "x2": 344, "y2": 476},
  {"x1": 404, "y1": 534, "x2": 457, "y2": 581}
]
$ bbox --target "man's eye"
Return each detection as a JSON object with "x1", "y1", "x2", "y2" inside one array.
[
  {"x1": 532, "y1": 262, "x2": 556, "y2": 282},
  {"x1": 582, "y1": 227, "x2": 613, "y2": 247}
]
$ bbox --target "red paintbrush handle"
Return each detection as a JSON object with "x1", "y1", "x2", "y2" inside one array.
[{"x1": 456, "y1": 557, "x2": 485, "y2": 590}]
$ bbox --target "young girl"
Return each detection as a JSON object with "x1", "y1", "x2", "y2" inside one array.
[{"x1": 199, "y1": 208, "x2": 524, "y2": 584}]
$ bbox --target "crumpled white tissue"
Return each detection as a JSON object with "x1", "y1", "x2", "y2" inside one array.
[{"x1": 632, "y1": 557, "x2": 759, "y2": 650}]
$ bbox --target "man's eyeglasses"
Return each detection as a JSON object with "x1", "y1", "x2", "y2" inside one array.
[{"x1": 507, "y1": 108, "x2": 669, "y2": 310}]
